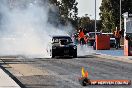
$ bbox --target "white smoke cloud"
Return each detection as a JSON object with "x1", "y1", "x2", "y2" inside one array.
[{"x1": 0, "y1": 0, "x2": 73, "y2": 58}]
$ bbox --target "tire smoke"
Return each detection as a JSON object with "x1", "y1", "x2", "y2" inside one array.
[{"x1": 0, "y1": 0, "x2": 73, "y2": 58}]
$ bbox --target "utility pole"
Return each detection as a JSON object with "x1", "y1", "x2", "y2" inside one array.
[
  {"x1": 95, "y1": 0, "x2": 96, "y2": 37},
  {"x1": 120, "y1": 0, "x2": 122, "y2": 31}
]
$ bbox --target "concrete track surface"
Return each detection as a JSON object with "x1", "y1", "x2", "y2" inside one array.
[{"x1": 0, "y1": 55, "x2": 132, "y2": 88}]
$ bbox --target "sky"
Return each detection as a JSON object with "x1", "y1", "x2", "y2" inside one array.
[{"x1": 77, "y1": 0, "x2": 102, "y2": 20}]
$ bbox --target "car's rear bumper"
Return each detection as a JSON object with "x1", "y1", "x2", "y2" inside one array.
[{"x1": 52, "y1": 48, "x2": 77, "y2": 56}]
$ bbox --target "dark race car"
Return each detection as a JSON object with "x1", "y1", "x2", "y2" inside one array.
[{"x1": 47, "y1": 36, "x2": 77, "y2": 58}]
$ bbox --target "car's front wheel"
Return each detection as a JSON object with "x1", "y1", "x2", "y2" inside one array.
[
  {"x1": 50, "y1": 49, "x2": 55, "y2": 58},
  {"x1": 73, "y1": 51, "x2": 77, "y2": 58},
  {"x1": 52, "y1": 54, "x2": 55, "y2": 58},
  {"x1": 52, "y1": 52, "x2": 55, "y2": 58}
]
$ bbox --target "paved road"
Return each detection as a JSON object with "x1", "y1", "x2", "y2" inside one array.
[{"x1": 0, "y1": 55, "x2": 132, "y2": 88}]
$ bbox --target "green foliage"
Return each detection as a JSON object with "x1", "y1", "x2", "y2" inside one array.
[
  {"x1": 58, "y1": 0, "x2": 78, "y2": 26},
  {"x1": 78, "y1": 15, "x2": 90, "y2": 28},
  {"x1": 77, "y1": 15, "x2": 101, "y2": 32},
  {"x1": 47, "y1": 0, "x2": 78, "y2": 27},
  {"x1": 100, "y1": 0, "x2": 116, "y2": 32},
  {"x1": 122, "y1": 0, "x2": 132, "y2": 13},
  {"x1": 100, "y1": 0, "x2": 132, "y2": 32}
]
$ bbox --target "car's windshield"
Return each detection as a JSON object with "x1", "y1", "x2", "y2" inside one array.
[{"x1": 53, "y1": 37, "x2": 72, "y2": 43}]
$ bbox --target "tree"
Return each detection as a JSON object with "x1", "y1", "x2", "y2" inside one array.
[
  {"x1": 77, "y1": 15, "x2": 101, "y2": 32},
  {"x1": 100, "y1": 0, "x2": 132, "y2": 32},
  {"x1": 122, "y1": 0, "x2": 132, "y2": 14},
  {"x1": 78, "y1": 15, "x2": 90, "y2": 29},
  {"x1": 58, "y1": 0, "x2": 78, "y2": 26},
  {"x1": 48, "y1": 0, "x2": 78, "y2": 27},
  {"x1": 99, "y1": 0, "x2": 115, "y2": 32},
  {"x1": 47, "y1": 0, "x2": 60, "y2": 26}
]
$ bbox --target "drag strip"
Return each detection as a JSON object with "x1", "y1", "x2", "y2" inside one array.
[{"x1": 0, "y1": 55, "x2": 132, "y2": 88}]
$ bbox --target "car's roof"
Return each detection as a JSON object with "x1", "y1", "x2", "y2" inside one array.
[
  {"x1": 88, "y1": 32, "x2": 101, "y2": 33},
  {"x1": 102, "y1": 33, "x2": 113, "y2": 34},
  {"x1": 52, "y1": 35, "x2": 71, "y2": 38}
]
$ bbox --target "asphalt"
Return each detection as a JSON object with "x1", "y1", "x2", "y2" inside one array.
[
  {"x1": 0, "y1": 60, "x2": 21, "y2": 88},
  {"x1": 0, "y1": 46, "x2": 132, "y2": 88}
]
